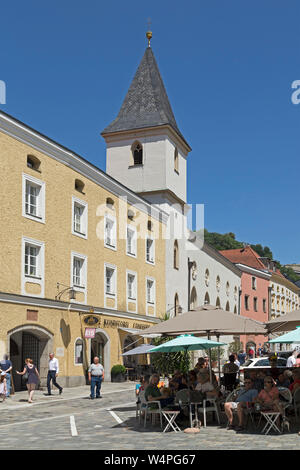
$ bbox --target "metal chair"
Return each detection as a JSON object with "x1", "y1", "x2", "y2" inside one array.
[
  {"x1": 293, "y1": 387, "x2": 300, "y2": 420},
  {"x1": 142, "y1": 394, "x2": 163, "y2": 429},
  {"x1": 197, "y1": 398, "x2": 221, "y2": 427}
]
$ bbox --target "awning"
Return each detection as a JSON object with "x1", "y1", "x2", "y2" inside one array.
[
  {"x1": 118, "y1": 327, "x2": 161, "y2": 338},
  {"x1": 121, "y1": 344, "x2": 154, "y2": 356}
]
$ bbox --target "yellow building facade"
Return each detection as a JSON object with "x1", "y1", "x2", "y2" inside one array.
[{"x1": 0, "y1": 111, "x2": 166, "y2": 389}]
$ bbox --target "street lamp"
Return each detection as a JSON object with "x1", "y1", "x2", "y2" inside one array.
[{"x1": 55, "y1": 283, "x2": 77, "y2": 301}]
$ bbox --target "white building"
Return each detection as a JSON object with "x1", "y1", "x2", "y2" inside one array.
[{"x1": 102, "y1": 37, "x2": 242, "y2": 334}]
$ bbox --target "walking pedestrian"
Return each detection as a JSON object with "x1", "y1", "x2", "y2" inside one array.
[
  {"x1": 0, "y1": 372, "x2": 7, "y2": 402},
  {"x1": 16, "y1": 358, "x2": 40, "y2": 403},
  {"x1": 0, "y1": 354, "x2": 12, "y2": 397},
  {"x1": 47, "y1": 353, "x2": 63, "y2": 396},
  {"x1": 88, "y1": 356, "x2": 104, "y2": 399}
]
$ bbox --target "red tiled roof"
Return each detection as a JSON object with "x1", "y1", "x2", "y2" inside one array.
[{"x1": 219, "y1": 246, "x2": 267, "y2": 271}]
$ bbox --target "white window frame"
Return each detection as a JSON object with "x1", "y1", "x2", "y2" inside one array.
[
  {"x1": 126, "y1": 270, "x2": 137, "y2": 313},
  {"x1": 146, "y1": 276, "x2": 156, "y2": 316},
  {"x1": 71, "y1": 252, "x2": 87, "y2": 304},
  {"x1": 146, "y1": 236, "x2": 155, "y2": 265},
  {"x1": 21, "y1": 237, "x2": 45, "y2": 297},
  {"x1": 126, "y1": 225, "x2": 137, "y2": 258},
  {"x1": 72, "y1": 196, "x2": 88, "y2": 239},
  {"x1": 74, "y1": 337, "x2": 84, "y2": 366},
  {"x1": 104, "y1": 263, "x2": 117, "y2": 309},
  {"x1": 104, "y1": 214, "x2": 117, "y2": 251},
  {"x1": 22, "y1": 173, "x2": 45, "y2": 224}
]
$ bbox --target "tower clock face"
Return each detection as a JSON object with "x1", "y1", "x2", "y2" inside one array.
[{"x1": 192, "y1": 263, "x2": 197, "y2": 280}]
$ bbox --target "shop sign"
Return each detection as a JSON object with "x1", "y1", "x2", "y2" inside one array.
[
  {"x1": 83, "y1": 315, "x2": 101, "y2": 327},
  {"x1": 85, "y1": 328, "x2": 96, "y2": 339}
]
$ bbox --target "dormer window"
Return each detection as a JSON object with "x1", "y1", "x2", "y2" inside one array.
[
  {"x1": 132, "y1": 142, "x2": 143, "y2": 165},
  {"x1": 27, "y1": 155, "x2": 41, "y2": 172},
  {"x1": 75, "y1": 179, "x2": 85, "y2": 193},
  {"x1": 106, "y1": 198, "x2": 115, "y2": 209},
  {"x1": 128, "y1": 209, "x2": 135, "y2": 220}
]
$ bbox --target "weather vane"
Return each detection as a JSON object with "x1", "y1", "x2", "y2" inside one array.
[{"x1": 146, "y1": 17, "x2": 152, "y2": 47}]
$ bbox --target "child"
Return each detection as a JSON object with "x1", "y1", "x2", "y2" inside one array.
[{"x1": 0, "y1": 372, "x2": 7, "y2": 402}]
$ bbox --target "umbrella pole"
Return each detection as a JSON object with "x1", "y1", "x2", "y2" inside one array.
[
  {"x1": 207, "y1": 331, "x2": 212, "y2": 384},
  {"x1": 216, "y1": 333, "x2": 221, "y2": 382}
]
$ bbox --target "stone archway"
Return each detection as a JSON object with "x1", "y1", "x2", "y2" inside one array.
[
  {"x1": 8, "y1": 324, "x2": 53, "y2": 391},
  {"x1": 91, "y1": 329, "x2": 110, "y2": 381}
]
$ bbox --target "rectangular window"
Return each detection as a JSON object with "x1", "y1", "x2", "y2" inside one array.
[
  {"x1": 73, "y1": 257, "x2": 84, "y2": 287},
  {"x1": 146, "y1": 237, "x2": 155, "y2": 264},
  {"x1": 147, "y1": 279, "x2": 155, "y2": 304},
  {"x1": 252, "y1": 277, "x2": 257, "y2": 290},
  {"x1": 22, "y1": 237, "x2": 45, "y2": 298},
  {"x1": 254, "y1": 297, "x2": 258, "y2": 312},
  {"x1": 105, "y1": 215, "x2": 116, "y2": 249},
  {"x1": 263, "y1": 299, "x2": 267, "y2": 313},
  {"x1": 70, "y1": 252, "x2": 87, "y2": 304},
  {"x1": 245, "y1": 295, "x2": 249, "y2": 311},
  {"x1": 105, "y1": 266, "x2": 116, "y2": 295},
  {"x1": 72, "y1": 198, "x2": 88, "y2": 238},
  {"x1": 23, "y1": 174, "x2": 45, "y2": 223},
  {"x1": 127, "y1": 226, "x2": 137, "y2": 257},
  {"x1": 25, "y1": 182, "x2": 40, "y2": 217},
  {"x1": 127, "y1": 273, "x2": 136, "y2": 300},
  {"x1": 24, "y1": 244, "x2": 40, "y2": 277}
]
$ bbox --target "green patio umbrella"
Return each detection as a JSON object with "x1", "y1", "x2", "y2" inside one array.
[
  {"x1": 149, "y1": 334, "x2": 226, "y2": 353},
  {"x1": 149, "y1": 334, "x2": 226, "y2": 381},
  {"x1": 268, "y1": 326, "x2": 300, "y2": 344}
]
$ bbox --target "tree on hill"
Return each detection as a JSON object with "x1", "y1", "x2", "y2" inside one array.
[{"x1": 202, "y1": 230, "x2": 300, "y2": 282}]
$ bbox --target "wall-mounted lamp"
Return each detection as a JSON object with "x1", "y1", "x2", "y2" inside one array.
[{"x1": 55, "y1": 283, "x2": 77, "y2": 301}]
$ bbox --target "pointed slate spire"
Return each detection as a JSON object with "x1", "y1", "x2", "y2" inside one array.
[{"x1": 102, "y1": 47, "x2": 190, "y2": 149}]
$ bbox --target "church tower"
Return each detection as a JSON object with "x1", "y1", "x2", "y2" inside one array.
[
  {"x1": 102, "y1": 32, "x2": 192, "y2": 315},
  {"x1": 102, "y1": 34, "x2": 191, "y2": 207}
]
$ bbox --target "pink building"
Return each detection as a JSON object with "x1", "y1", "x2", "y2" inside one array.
[{"x1": 220, "y1": 246, "x2": 271, "y2": 354}]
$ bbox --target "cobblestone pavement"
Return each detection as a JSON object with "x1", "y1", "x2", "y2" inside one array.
[{"x1": 0, "y1": 383, "x2": 300, "y2": 450}]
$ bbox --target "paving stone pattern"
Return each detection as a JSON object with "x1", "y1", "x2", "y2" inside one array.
[{"x1": 0, "y1": 383, "x2": 299, "y2": 450}]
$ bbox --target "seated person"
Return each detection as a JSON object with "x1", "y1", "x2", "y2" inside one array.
[
  {"x1": 145, "y1": 374, "x2": 174, "y2": 408},
  {"x1": 255, "y1": 377, "x2": 283, "y2": 414},
  {"x1": 224, "y1": 377, "x2": 258, "y2": 431},
  {"x1": 136, "y1": 375, "x2": 149, "y2": 399},
  {"x1": 289, "y1": 369, "x2": 300, "y2": 395},
  {"x1": 276, "y1": 372, "x2": 291, "y2": 389},
  {"x1": 194, "y1": 357, "x2": 206, "y2": 371},
  {"x1": 223, "y1": 355, "x2": 239, "y2": 391},
  {"x1": 248, "y1": 371, "x2": 264, "y2": 392},
  {"x1": 283, "y1": 370, "x2": 293, "y2": 384},
  {"x1": 188, "y1": 370, "x2": 197, "y2": 390},
  {"x1": 195, "y1": 370, "x2": 218, "y2": 399}
]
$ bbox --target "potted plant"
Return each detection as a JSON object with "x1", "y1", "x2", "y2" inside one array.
[{"x1": 111, "y1": 364, "x2": 126, "y2": 382}]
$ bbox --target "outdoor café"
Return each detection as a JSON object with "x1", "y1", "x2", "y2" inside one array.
[{"x1": 121, "y1": 305, "x2": 300, "y2": 435}]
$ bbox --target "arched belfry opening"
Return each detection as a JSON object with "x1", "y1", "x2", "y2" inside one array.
[{"x1": 132, "y1": 142, "x2": 143, "y2": 165}]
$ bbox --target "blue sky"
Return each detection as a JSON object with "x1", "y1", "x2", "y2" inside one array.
[{"x1": 1, "y1": 1, "x2": 299, "y2": 264}]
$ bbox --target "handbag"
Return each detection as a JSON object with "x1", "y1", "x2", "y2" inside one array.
[{"x1": 22, "y1": 371, "x2": 28, "y2": 382}]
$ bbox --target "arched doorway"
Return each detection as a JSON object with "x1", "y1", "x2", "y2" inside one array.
[
  {"x1": 8, "y1": 325, "x2": 53, "y2": 391},
  {"x1": 90, "y1": 329, "x2": 110, "y2": 380}
]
